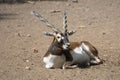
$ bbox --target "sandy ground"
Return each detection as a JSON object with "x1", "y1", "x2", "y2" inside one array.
[{"x1": 0, "y1": 0, "x2": 120, "y2": 80}]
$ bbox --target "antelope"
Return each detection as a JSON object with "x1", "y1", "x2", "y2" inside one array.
[{"x1": 31, "y1": 11, "x2": 103, "y2": 69}]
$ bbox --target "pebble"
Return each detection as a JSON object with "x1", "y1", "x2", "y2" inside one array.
[
  {"x1": 15, "y1": 33, "x2": 21, "y2": 37},
  {"x1": 50, "y1": 10, "x2": 61, "y2": 13},
  {"x1": 25, "y1": 66, "x2": 31, "y2": 70},
  {"x1": 78, "y1": 25, "x2": 86, "y2": 29},
  {"x1": 33, "y1": 49, "x2": 38, "y2": 53},
  {"x1": 102, "y1": 32, "x2": 106, "y2": 35},
  {"x1": 26, "y1": 60, "x2": 29, "y2": 62},
  {"x1": 26, "y1": 34, "x2": 31, "y2": 37},
  {"x1": 67, "y1": 3, "x2": 71, "y2": 6},
  {"x1": 27, "y1": 1, "x2": 35, "y2": 4},
  {"x1": 72, "y1": 0, "x2": 78, "y2": 3},
  {"x1": 103, "y1": 54, "x2": 108, "y2": 57}
]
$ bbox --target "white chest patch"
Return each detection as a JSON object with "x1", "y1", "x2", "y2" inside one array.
[
  {"x1": 43, "y1": 54, "x2": 66, "y2": 69},
  {"x1": 71, "y1": 45, "x2": 90, "y2": 64}
]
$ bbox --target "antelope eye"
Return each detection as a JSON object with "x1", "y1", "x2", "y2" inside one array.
[{"x1": 57, "y1": 36, "x2": 60, "y2": 39}]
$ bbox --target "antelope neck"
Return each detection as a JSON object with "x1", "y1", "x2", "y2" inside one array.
[
  {"x1": 52, "y1": 38, "x2": 72, "y2": 61},
  {"x1": 52, "y1": 38, "x2": 63, "y2": 48},
  {"x1": 45, "y1": 38, "x2": 63, "y2": 56}
]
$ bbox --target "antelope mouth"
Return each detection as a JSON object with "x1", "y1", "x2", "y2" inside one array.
[{"x1": 63, "y1": 43, "x2": 70, "y2": 50}]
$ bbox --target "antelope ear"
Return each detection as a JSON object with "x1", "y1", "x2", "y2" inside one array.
[
  {"x1": 67, "y1": 30, "x2": 76, "y2": 36},
  {"x1": 43, "y1": 32, "x2": 54, "y2": 36}
]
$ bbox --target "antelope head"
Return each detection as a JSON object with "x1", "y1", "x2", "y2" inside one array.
[{"x1": 31, "y1": 11, "x2": 76, "y2": 50}]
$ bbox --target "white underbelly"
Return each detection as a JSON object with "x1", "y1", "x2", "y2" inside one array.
[
  {"x1": 71, "y1": 46, "x2": 90, "y2": 64},
  {"x1": 43, "y1": 54, "x2": 66, "y2": 69}
]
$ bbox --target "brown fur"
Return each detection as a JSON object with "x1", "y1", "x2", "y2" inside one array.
[
  {"x1": 44, "y1": 37, "x2": 63, "y2": 57},
  {"x1": 81, "y1": 41, "x2": 98, "y2": 56},
  {"x1": 69, "y1": 41, "x2": 98, "y2": 56},
  {"x1": 69, "y1": 41, "x2": 103, "y2": 65}
]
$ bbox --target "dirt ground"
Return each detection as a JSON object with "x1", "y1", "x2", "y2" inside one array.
[{"x1": 0, "y1": 0, "x2": 120, "y2": 80}]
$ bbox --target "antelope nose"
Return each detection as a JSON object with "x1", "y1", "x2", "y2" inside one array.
[{"x1": 66, "y1": 43, "x2": 70, "y2": 46}]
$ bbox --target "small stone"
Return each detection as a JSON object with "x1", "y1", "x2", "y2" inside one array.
[
  {"x1": 17, "y1": 67, "x2": 20, "y2": 69},
  {"x1": 27, "y1": 1, "x2": 35, "y2": 4},
  {"x1": 103, "y1": 54, "x2": 108, "y2": 57},
  {"x1": 103, "y1": 63, "x2": 107, "y2": 66},
  {"x1": 72, "y1": 0, "x2": 78, "y2": 3},
  {"x1": 33, "y1": 49, "x2": 38, "y2": 53},
  {"x1": 67, "y1": 3, "x2": 71, "y2": 6},
  {"x1": 17, "y1": 24, "x2": 21, "y2": 27},
  {"x1": 7, "y1": 26, "x2": 10, "y2": 28},
  {"x1": 78, "y1": 25, "x2": 86, "y2": 29},
  {"x1": 26, "y1": 34, "x2": 31, "y2": 37},
  {"x1": 31, "y1": 63, "x2": 34, "y2": 65},
  {"x1": 102, "y1": 32, "x2": 106, "y2": 35},
  {"x1": 26, "y1": 60, "x2": 29, "y2": 62},
  {"x1": 50, "y1": 10, "x2": 61, "y2": 13},
  {"x1": 25, "y1": 66, "x2": 31, "y2": 70},
  {"x1": 15, "y1": 33, "x2": 21, "y2": 37}
]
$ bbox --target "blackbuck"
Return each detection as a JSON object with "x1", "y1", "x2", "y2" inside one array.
[{"x1": 31, "y1": 11, "x2": 103, "y2": 69}]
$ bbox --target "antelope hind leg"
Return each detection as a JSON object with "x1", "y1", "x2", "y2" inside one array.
[
  {"x1": 62, "y1": 61, "x2": 78, "y2": 69},
  {"x1": 90, "y1": 56, "x2": 104, "y2": 65}
]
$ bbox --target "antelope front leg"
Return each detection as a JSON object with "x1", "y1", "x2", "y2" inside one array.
[{"x1": 62, "y1": 61, "x2": 78, "y2": 69}]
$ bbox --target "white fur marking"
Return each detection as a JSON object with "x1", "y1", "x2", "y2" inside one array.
[
  {"x1": 56, "y1": 34, "x2": 62, "y2": 42},
  {"x1": 71, "y1": 45, "x2": 90, "y2": 64},
  {"x1": 81, "y1": 43, "x2": 90, "y2": 52},
  {"x1": 95, "y1": 57, "x2": 101, "y2": 63},
  {"x1": 43, "y1": 54, "x2": 65, "y2": 69},
  {"x1": 63, "y1": 45, "x2": 68, "y2": 50},
  {"x1": 73, "y1": 46, "x2": 83, "y2": 54}
]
